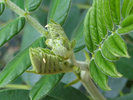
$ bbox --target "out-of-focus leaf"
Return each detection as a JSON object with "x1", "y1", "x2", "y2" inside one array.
[
  {"x1": 0, "y1": 3, "x2": 5, "y2": 15},
  {"x1": 12, "y1": 0, "x2": 24, "y2": 10},
  {"x1": 29, "y1": 74, "x2": 64, "y2": 100},
  {"x1": 103, "y1": 0, "x2": 114, "y2": 31},
  {"x1": 101, "y1": 41, "x2": 119, "y2": 61},
  {"x1": 0, "y1": 17, "x2": 25, "y2": 47},
  {"x1": 110, "y1": 0, "x2": 120, "y2": 25},
  {"x1": 118, "y1": 13, "x2": 133, "y2": 34},
  {"x1": 84, "y1": 8, "x2": 97, "y2": 53},
  {"x1": 20, "y1": 23, "x2": 40, "y2": 49},
  {"x1": 72, "y1": 20, "x2": 85, "y2": 53},
  {"x1": 90, "y1": 0, "x2": 102, "y2": 45},
  {"x1": 25, "y1": 0, "x2": 42, "y2": 12},
  {"x1": 47, "y1": 0, "x2": 71, "y2": 25},
  {"x1": 47, "y1": 82, "x2": 89, "y2": 100},
  {"x1": 94, "y1": 50, "x2": 122, "y2": 77},
  {"x1": 63, "y1": 5, "x2": 85, "y2": 39},
  {"x1": 42, "y1": 96, "x2": 59, "y2": 100},
  {"x1": 20, "y1": 23, "x2": 41, "y2": 86},
  {"x1": 0, "y1": 37, "x2": 46, "y2": 87},
  {"x1": 90, "y1": 59, "x2": 111, "y2": 91},
  {"x1": 116, "y1": 44, "x2": 133, "y2": 80},
  {"x1": 100, "y1": 77, "x2": 127, "y2": 98},
  {"x1": 112, "y1": 93, "x2": 133, "y2": 100},
  {"x1": 121, "y1": 0, "x2": 133, "y2": 18},
  {"x1": 105, "y1": 33, "x2": 129, "y2": 57},
  {"x1": 61, "y1": 72, "x2": 81, "y2": 89},
  {"x1": 0, "y1": 89, "x2": 30, "y2": 100}
]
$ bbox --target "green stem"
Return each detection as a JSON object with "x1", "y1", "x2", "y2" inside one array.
[
  {"x1": 2, "y1": 84, "x2": 31, "y2": 90},
  {"x1": 80, "y1": 71, "x2": 106, "y2": 100},
  {"x1": 5, "y1": 0, "x2": 47, "y2": 36},
  {"x1": 72, "y1": 52, "x2": 106, "y2": 100}
]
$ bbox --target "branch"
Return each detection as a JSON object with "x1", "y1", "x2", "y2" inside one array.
[
  {"x1": 5, "y1": 0, "x2": 47, "y2": 36},
  {"x1": 80, "y1": 71, "x2": 106, "y2": 100}
]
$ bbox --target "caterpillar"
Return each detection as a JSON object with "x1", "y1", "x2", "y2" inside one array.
[{"x1": 27, "y1": 47, "x2": 74, "y2": 74}]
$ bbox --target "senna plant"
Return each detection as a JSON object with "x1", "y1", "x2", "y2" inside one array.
[{"x1": 1, "y1": 0, "x2": 133, "y2": 100}]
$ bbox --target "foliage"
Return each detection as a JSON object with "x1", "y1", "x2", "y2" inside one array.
[{"x1": 0, "y1": 0, "x2": 133, "y2": 100}]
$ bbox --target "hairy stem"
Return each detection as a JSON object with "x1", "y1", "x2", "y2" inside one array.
[
  {"x1": 80, "y1": 71, "x2": 106, "y2": 100},
  {"x1": 5, "y1": 0, "x2": 47, "y2": 36}
]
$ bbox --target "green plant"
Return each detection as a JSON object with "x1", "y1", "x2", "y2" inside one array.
[{"x1": 1, "y1": 0, "x2": 133, "y2": 100}]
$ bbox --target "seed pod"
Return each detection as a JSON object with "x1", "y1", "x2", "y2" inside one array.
[{"x1": 28, "y1": 47, "x2": 73, "y2": 74}]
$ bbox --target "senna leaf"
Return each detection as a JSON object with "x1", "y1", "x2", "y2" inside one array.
[
  {"x1": 90, "y1": 0, "x2": 102, "y2": 45},
  {"x1": 0, "y1": 2, "x2": 5, "y2": 15},
  {"x1": 0, "y1": 17, "x2": 25, "y2": 47},
  {"x1": 29, "y1": 74, "x2": 63, "y2": 100},
  {"x1": 121, "y1": 13, "x2": 133, "y2": 27},
  {"x1": 109, "y1": 0, "x2": 120, "y2": 25},
  {"x1": 0, "y1": 90, "x2": 30, "y2": 100},
  {"x1": 84, "y1": 8, "x2": 97, "y2": 53},
  {"x1": 103, "y1": 0, "x2": 114, "y2": 31},
  {"x1": 94, "y1": 50, "x2": 122, "y2": 77},
  {"x1": 117, "y1": 25, "x2": 133, "y2": 34},
  {"x1": 105, "y1": 33, "x2": 129, "y2": 57},
  {"x1": 117, "y1": 13, "x2": 133, "y2": 34},
  {"x1": 0, "y1": 37, "x2": 46, "y2": 87},
  {"x1": 49, "y1": 82, "x2": 89, "y2": 100},
  {"x1": 90, "y1": 59, "x2": 111, "y2": 91},
  {"x1": 101, "y1": 41, "x2": 119, "y2": 61},
  {"x1": 122, "y1": 0, "x2": 133, "y2": 18},
  {"x1": 25, "y1": 0, "x2": 42, "y2": 12},
  {"x1": 96, "y1": 0, "x2": 107, "y2": 38},
  {"x1": 47, "y1": 0, "x2": 72, "y2": 25}
]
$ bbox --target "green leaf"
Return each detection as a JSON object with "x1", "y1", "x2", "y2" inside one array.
[
  {"x1": 25, "y1": 0, "x2": 42, "y2": 12},
  {"x1": 94, "y1": 50, "x2": 122, "y2": 77},
  {"x1": 42, "y1": 96, "x2": 59, "y2": 100},
  {"x1": 112, "y1": 93, "x2": 133, "y2": 100},
  {"x1": 90, "y1": 59, "x2": 111, "y2": 91},
  {"x1": 117, "y1": 25, "x2": 133, "y2": 34},
  {"x1": 116, "y1": 44, "x2": 133, "y2": 80},
  {"x1": 117, "y1": 13, "x2": 133, "y2": 34},
  {"x1": 84, "y1": 8, "x2": 97, "y2": 53},
  {"x1": 103, "y1": 0, "x2": 114, "y2": 31},
  {"x1": 72, "y1": 20, "x2": 86, "y2": 53},
  {"x1": 48, "y1": 82, "x2": 89, "y2": 100},
  {"x1": 105, "y1": 33, "x2": 129, "y2": 57},
  {"x1": 122, "y1": 0, "x2": 133, "y2": 18},
  {"x1": 29, "y1": 74, "x2": 64, "y2": 100},
  {"x1": 0, "y1": 17, "x2": 25, "y2": 47},
  {"x1": 47, "y1": 0, "x2": 72, "y2": 25},
  {"x1": 0, "y1": 2, "x2": 5, "y2": 15},
  {"x1": 12, "y1": 0, "x2": 24, "y2": 10},
  {"x1": 0, "y1": 89, "x2": 30, "y2": 100},
  {"x1": 0, "y1": 37, "x2": 46, "y2": 87},
  {"x1": 100, "y1": 77, "x2": 127, "y2": 98},
  {"x1": 109, "y1": 0, "x2": 121, "y2": 25},
  {"x1": 96, "y1": 0, "x2": 107, "y2": 38},
  {"x1": 101, "y1": 41, "x2": 119, "y2": 61},
  {"x1": 121, "y1": 13, "x2": 133, "y2": 28},
  {"x1": 90, "y1": 0, "x2": 102, "y2": 45}
]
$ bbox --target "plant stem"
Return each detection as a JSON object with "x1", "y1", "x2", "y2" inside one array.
[
  {"x1": 5, "y1": 0, "x2": 47, "y2": 36},
  {"x1": 2, "y1": 84, "x2": 31, "y2": 90},
  {"x1": 80, "y1": 71, "x2": 106, "y2": 100}
]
